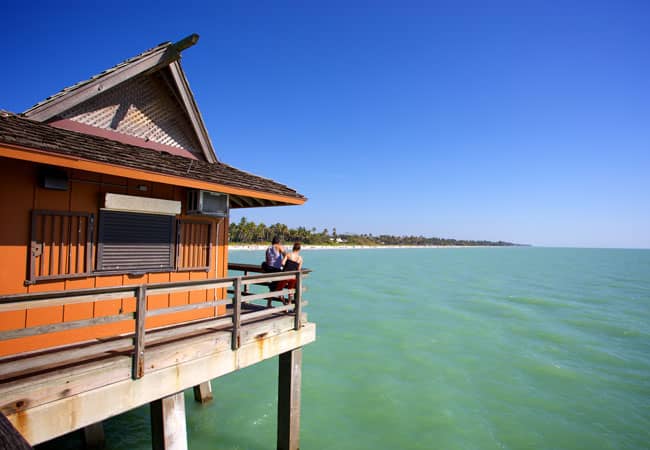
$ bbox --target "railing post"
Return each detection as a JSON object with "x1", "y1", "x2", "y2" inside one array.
[
  {"x1": 243, "y1": 270, "x2": 249, "y2": 294},
  {"x1": 294, "y1": 271, "x2": 302, "y2": 330},
  {"x1": 231, "y1": 277, "x2": 241, "y2": 351},
  {"x1": 133, "y1": 285, "x2": 147, "y2": 379}
]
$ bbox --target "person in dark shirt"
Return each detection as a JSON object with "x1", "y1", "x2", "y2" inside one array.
[
  {"x1": 282, "y1": 242, "x2": 303, "y2": 272},
  {"x1": 281, "y1": 242, "x2": 303, "y2": 303}
]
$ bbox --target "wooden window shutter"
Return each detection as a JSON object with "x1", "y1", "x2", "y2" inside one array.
[
  {"x1": 176, "y1": 220, "x2": 214, "y2": 271},
  {"x1": 97, "y1": 210, "x2": 175, "y2": 272},
  {"x1": 28, "y1": 210, "x2": 95, "y2": 283}
]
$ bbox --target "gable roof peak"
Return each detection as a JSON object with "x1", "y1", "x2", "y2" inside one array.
[
  {"x1": 22, "y1": 34, "x2": 217, "y2": 163},
  {"x1": 23, "y1": 35, "x2": 198, "y2": 118}
]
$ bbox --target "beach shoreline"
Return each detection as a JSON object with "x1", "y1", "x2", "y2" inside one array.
[{"x1": 229, "y1": 244, "x2": 505, "y2": 251}]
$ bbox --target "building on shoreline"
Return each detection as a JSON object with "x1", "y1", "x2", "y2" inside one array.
[{"x1": 0, "y1": 34, "x2": 314, "y2": 450}]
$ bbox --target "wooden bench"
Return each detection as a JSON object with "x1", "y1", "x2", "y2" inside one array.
[{"x1": 228, "y1": 263, "x2": 308, "y2": 307}]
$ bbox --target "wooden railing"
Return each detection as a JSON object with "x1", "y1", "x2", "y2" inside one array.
[{"x1": 0, "y1": 267, "x2": 309, "y2": 381}]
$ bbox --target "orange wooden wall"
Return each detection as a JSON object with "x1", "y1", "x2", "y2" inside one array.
[{"x1": 0, "y1": 157, "x2": 229, "y2": 357}]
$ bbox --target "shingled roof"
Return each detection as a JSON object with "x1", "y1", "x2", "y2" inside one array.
[{"x1": 0, "y1": 112, "x2": 306, "y2": 207}]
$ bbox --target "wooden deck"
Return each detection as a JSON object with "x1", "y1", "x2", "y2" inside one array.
[{"x1": 0, "y1": 265, "x2": 315, "y2": 446}]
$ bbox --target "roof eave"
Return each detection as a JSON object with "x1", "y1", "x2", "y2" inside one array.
[{"x1": 0, "y1": 142, "x2": 306, "y2": 207}]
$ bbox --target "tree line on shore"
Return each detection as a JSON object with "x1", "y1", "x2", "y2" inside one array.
[{"x1": 228, "y1": 217, "x2": 519, "y2": 247}]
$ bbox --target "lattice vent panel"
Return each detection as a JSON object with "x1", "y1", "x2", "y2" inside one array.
[{"x1": 58, "y1": 74, "x2": 203, "y2": 158}]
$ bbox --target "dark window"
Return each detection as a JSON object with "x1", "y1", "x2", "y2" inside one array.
[{"x1": 97, "y1": 210, "x2": 175, "y2": 272}]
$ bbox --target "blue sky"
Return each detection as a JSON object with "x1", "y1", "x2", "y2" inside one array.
[{"x1": 3, "y1": 1, "x2": 649, "y2": 248}]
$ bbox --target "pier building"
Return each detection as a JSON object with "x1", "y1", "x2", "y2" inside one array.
[{"x1": 0, "y1": 35, "x2": 315, "y2": 450}]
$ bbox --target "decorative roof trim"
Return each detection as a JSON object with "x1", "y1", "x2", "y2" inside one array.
[
  {"x1": 168, "y1": 61, "x2": 217, "y2": 163},
  {"x1": 49, "y1": 118, "x2": 200, "y2": 159}
]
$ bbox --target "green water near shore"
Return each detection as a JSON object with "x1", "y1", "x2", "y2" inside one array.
[{"x1": 39, "y1": 247, "x2": 650, "y2": 449}]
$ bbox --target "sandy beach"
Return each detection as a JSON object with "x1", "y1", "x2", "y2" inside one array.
[{"x1": 229, "y1": 244, "x2": 490, "y2": 251}]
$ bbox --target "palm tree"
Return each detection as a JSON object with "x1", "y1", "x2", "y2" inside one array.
[{"x1": 255, "y1": 223, "x2": 266, "y2": 242}]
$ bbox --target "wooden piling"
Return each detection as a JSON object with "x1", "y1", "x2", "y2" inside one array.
[
  {"x1": 193, "y1": 381, "x2": 213, "y2": 404},
  {"x1": 150, "y1": 392, "x2": 188, "y2": 450},
  {"x1": 83, "y1": 422, "x2": 105, "y2": 449},
  {"x1": 277, "y1": 348, "x2": 302, "y2": 450}
]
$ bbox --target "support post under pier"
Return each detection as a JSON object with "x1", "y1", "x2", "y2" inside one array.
[
  {"x1": 193, "y1": 381, "x2": 213, "y2": 404},
  {"x1": 277, "y1": 348, "x2": 302, "y2": 450},
  {"x1": 83, "y1": 422, "x2": 105, "y2": 449},
  {"x1": 150, "y1": 392, "x2": 188, "y2": 450}
]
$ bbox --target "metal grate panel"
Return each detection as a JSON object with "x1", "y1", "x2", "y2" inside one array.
[{"x1": 97, "y1": 210, "x2": 175, "y2": 272}]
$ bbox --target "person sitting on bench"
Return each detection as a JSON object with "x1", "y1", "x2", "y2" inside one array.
[
  {"x1": 262, "y1": 236, "x2": 285, "y2": 273},
  {"x1": 280, "y1": 242, "x2": 303, "y2": 303},
  {"x1": 262, "y1": 236, "x2": 286, "y2": 305}
]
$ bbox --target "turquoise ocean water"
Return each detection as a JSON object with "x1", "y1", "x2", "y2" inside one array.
[{"x1": 39, "y1": 248, "x2": 650, "y2": 450}]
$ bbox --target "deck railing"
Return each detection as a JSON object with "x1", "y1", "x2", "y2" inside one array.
[{"x1": 0, "y1": 266, "x2": 309, "y2": 381}]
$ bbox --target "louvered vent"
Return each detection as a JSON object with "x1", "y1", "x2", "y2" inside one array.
[{"x1": 97, "y1": 210, "x2": 175, "y2": 272}]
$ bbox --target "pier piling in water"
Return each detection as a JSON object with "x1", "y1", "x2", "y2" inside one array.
[
  {"x1": 193, "y1": 381, "x2": 213, "y2": 404},
  {"x1": 277, "y1": 348, "x2": 303, "y2": 450},
  {"x1": 151, "y1": 392, "x2": 188, "y2": 450},
  {"x1": 83, "y1": 422, "x2": 105, "y2": 449}
]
